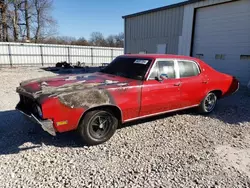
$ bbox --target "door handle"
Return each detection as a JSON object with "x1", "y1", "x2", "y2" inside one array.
[
  {"x1": 174, "y1": 82, "x2": 181, "y2": 86},
  {"x1": 202, "y1": 80, "x2": 208, "y2": 84}
]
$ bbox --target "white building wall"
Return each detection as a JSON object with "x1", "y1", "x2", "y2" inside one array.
[
  {"x1": 178, "y1": 0, "x2": 235, "y2": 55},
  {"x1": 124, "y1": 6, "x2": 184, "y2": 54}
]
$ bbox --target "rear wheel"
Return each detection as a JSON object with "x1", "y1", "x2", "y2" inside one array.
[
  {"x1": 78, "y1": 110, "x2": 118, "y2": 145},
  {"x1": 198, "y1": 92, "x2": 217, "y2": 114}
]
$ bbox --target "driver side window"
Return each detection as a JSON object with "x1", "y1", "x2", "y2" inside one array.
[{"x1": 149, "y1": 60, "x2": 176, "y2": 80}]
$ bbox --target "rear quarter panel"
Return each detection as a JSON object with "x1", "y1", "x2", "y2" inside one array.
[{"x1": 199, "y1": 60, "x2": 239, "y2": 97}]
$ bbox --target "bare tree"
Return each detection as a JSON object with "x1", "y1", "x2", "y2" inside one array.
[
  {"x1": 105, "y1": 33, "x2": 124, "y2": 47},
  {"x1": 0, "y1": 0, "x2": 123, "y2": 46},
  {"x1": 72, "y1": 37, "x2": 89, "y2": 46},
  {"x1": 106, "y1": 35, "x2": 115, "y2": 47},
  {"x1": 89, "y1": 32, "x2": 107, "y2": 46},
  {"x1": 24, "y1": 0, "x2": 30, "y2": 40},
  {"x1": 1, "y1": 0, "x2": 9, "y2": 41},
  {"x1": 32, "y1": 0, "x2": 56, "y2": 43},
  {"x1": 114, "y1": 32, "x2": 124, "y2": 47},
  {"x1": 12, "y1": 0, "x2": 19, "y2": 40},
  {"x1": 8, "y1": 0, "x2": 22, "y2": 41}
]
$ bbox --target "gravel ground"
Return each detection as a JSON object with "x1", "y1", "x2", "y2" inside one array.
[{"x1": 0, "y1": 67, "x2": 250, "y2": 188}]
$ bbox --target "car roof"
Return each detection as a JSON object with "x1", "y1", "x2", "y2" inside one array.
[{"x1": 120, "y1": 54, "x2": 199, "y2": 61}]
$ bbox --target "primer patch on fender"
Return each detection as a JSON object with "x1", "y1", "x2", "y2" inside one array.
[{"x1": 58, "y1": 89, "x2": 110, "y2": 108}]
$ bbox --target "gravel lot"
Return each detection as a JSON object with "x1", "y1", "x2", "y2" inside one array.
[{"x1": 0, "y1": 67, "x2": 250, "y2": 188}]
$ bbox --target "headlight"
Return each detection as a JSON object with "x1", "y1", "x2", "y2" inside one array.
[{"x1": 36, "y1": 105, "x2": 43, "y2": 118}]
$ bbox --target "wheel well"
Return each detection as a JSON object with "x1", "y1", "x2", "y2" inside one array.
[
  {"x1": 210, "y1": 90, "x2": 222, "y2": 99},
  {"x1": 78, "y1": 105, "x2": 122, "y2": 127}
]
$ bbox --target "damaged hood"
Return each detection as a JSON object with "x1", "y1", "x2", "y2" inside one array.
[{"x1": 17, "y1": 72, "x2": 134, "y2": 100}]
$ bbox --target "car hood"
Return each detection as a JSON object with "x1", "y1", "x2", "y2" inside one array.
[{"x1": 17, "y1": 72, "x2": 136, "y2": 99}]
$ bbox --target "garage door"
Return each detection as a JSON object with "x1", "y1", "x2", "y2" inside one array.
[{"x1": 192, "y1": 0, "x2": 250, "y2": 85}]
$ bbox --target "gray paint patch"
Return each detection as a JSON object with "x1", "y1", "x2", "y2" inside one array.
[{"x1": 58, "y1": 89, "x2": 110, "y2": 108}]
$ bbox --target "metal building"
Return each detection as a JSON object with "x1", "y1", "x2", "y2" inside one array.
[{"x1": 123, "y1": 0, "x2": 250, "y2": 85}]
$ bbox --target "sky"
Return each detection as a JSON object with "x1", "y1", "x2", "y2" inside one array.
[{"x1": 52, "y1": 0, "x2": 183, "y2": 39}]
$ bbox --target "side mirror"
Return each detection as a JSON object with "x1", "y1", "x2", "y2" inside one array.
[
  {"x1": 155, "y1": 76, "x2": 163, "y2": 81},
  {"x1": 155, "y1": 74, "x2": 168, "y2": 81}
]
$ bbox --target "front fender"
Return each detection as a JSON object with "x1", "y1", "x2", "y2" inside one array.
[
  {"x1": 42, "y1": 88, "x2": 116, "y2": 133},
  {"x1": 42, "y1": 97, "x2": 85, "y2": 133}
]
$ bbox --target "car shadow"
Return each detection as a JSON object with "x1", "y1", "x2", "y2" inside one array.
[
  {"x1": 122, "y1": 90, "x2": 250, "y2": 128},
  {"x1": 0, "y1": 90, "x2": 249, "y2": 156},
  {"x1": 40, "y1": 66, "x2": 103, "y2": 75},
  {"x1": 0, "y1": 110, "x2": 85, "y2": 155}
]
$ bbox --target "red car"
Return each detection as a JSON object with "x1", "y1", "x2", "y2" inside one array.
[{"x1": 16, "y1": 54, "x2": 239, "y2": 145}]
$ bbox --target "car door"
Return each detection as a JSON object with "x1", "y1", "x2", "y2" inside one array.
[
  {"x1": 177, "y1": 60, "x2": 208, "y2": 107},
  {"x1": 140, "y1": 59, "x2": 182, "y2": 117}
]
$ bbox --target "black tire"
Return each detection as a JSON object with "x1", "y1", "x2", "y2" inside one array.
[
  {"x1": 198, "y1": 92, "x2": 217, "y2": 114},
  {"x1": 78, "y1": 110, "x2": 118, "y2": 145}
]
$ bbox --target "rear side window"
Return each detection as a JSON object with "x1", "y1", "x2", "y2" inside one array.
[{"x1": 178, "y1": 61, "x2": 200, "y2": 78}]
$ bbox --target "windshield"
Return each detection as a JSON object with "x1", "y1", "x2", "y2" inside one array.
[{"x1": 99, "y1": 57, "x2": 153, "y2": 80}]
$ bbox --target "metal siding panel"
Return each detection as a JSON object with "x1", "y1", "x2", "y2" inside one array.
[
  {"x1": 124, "y1": 6, "x2": 184, "y2": 54},
  {"x1": 159, "y1": 11, "x2": 163, "y2": 37},
  {"x1": 135, "y1": 17, "x2": 139, "y2": 39},
  {"x1": 148, "y1": 13, "x2": 152, "y2": 38},
  {"x1": 152, "y1": 13, "x2": 156, "y2": 37},
  {"x1": 138, "y1": 16, "x2": 142, "y2": 39},
  {"x1": 127, "y1": 19, "x2": 132, "y2": 40},
  {"x1": 178, "y1": 6, "x2": 184, "y2": 36},
  {"x1": 178, "y1": 0, "x2": 235, "y2": 56},
  {"x1": 155, "y1": 12, "x2": 159, "y2": 37},
  {"x1": 158, "y1": 11, "x2": 163, "y2": 37},
  {"x1": 192, "y1": 0, "x2": 250, "y2": 85},
  {"x1": 163, "y1": 10, "x2": 167, "y2": 37},
  {"x1": 173, "y1": 8, "x2": 179, "y2": 36},
  {"x1": 132, "y1": 18, "x2": 136, "y2": 39},
  {"x1": 131, "y1": 18, "x2": 134, "y2": 39},
  {"x1": 124, "y1": 19, "x2": 127, "y2": 53},
  {"x1": 144, "y1": 14, "x2": 148, "y2": 38},
  {"x1": 141, "y1": 15, "x2": 145, "y2": 39},
  {"x1": 171, "y1": 8, "x2": 176, "y2": 36},
  {"x1": 167, "y1": 9, "x2": 172, "y2": 36}
]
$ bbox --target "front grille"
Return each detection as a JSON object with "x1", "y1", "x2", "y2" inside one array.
[{"x1": 17, "y1": 95, "x2": 40, "y2": 118}]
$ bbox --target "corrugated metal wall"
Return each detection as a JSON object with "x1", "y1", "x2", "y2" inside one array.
[
  {"x1": 0, "y1": 42, "x2": 124, "y2": 67},
  {"x1": 124, "y1": 6, "x2": 184, "y2": 54},
  {"x1": 178, "y1": 0, "x2": 234, "y2": 56}
]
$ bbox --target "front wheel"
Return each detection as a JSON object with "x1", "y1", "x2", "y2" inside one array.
[
  {"x1": 198, "y1": 92, "x2": 217, "y2": 114},
  {"x1": 78, "y1": 110, "x2": 118, "y2": 145}
]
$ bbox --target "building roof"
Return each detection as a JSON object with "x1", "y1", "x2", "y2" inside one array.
[{"x1": 122, "y1": 0, "x2": 204, "y2": 19}]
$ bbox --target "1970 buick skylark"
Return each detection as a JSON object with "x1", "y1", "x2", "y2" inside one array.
[{"x1": 16, "y1": 54, "x2": 239, "y2": 145}]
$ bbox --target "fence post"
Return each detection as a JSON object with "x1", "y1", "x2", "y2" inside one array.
[
  {"x1": 67, "y1": 46, "x2": 71, "y2": 63},
  {"x1": 91, "y1": 48, "x2": 93, "y2": 66},
  {"x1": 8, "y1": 44, "x2": 13, "y2": 67},
  {"x1": 40, "y1": 45, "x2": 44, "y2": 66},
  {"x1": 111, "y1": 49, "x2": 114, "y2": 61}
]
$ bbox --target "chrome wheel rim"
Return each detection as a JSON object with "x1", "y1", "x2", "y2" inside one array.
[
  {"x1": 89, "y1": 112, "x2": 113, "y2": 139},
  {"x1": 204, "y1": 93, "x2": 216, "y2": 112}
]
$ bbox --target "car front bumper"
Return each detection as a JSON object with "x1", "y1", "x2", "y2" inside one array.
[{"x1": 16, "y1": 105, "x2": 56, "y2": 136}]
